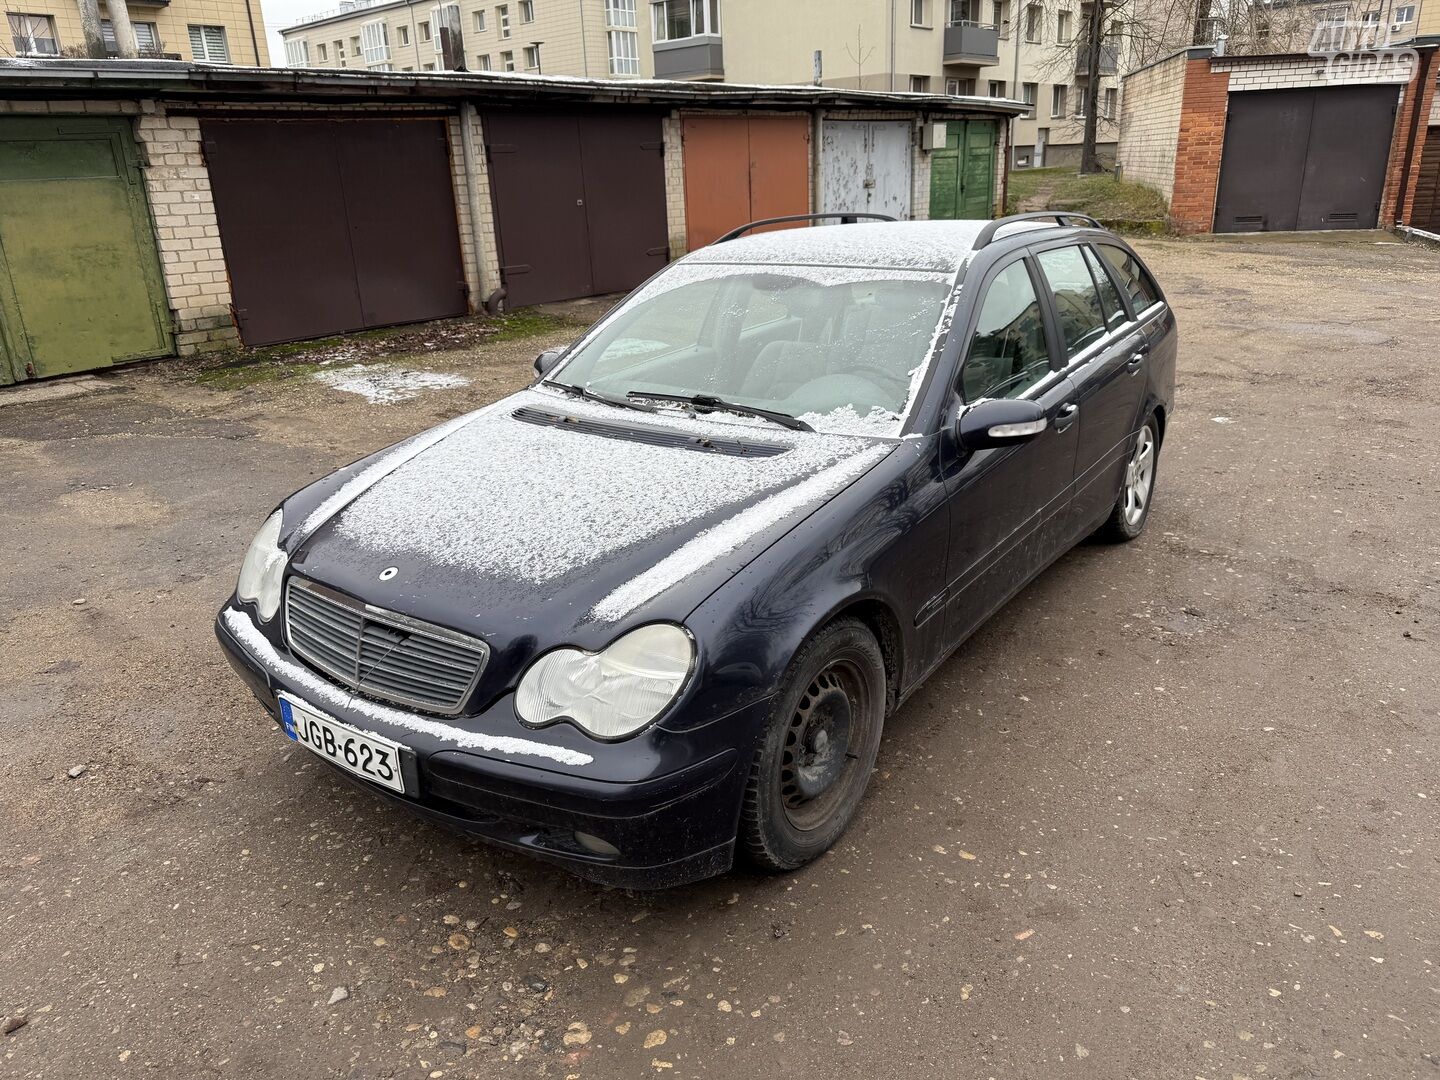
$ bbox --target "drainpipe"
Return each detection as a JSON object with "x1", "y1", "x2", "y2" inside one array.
[
  {"x1": 104, "y1": 0, "x2": 138, "y2": 57},
  {"x1": 890, "y1": 0, "x2": 897, "y2": 90},
  {"x1": 1009, "y1": 0, "x2": 1022, "y2": 169},
  {"x1": 578, "y1": 0, "x2": 589, "y2": 77},
  {"x1": 240, "y1": 0, "x2": 262, "y2": 64},
  {"x1": 458, "y1": 101, "x2": 493, "y2": 310},
  {"x1": 74, "y1": 0, "x2": 107, "y2": 58}
]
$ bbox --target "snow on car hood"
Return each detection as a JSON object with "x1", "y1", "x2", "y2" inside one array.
[{"x1": 292, "y1": 387, "x2": 893, "y2": 638}]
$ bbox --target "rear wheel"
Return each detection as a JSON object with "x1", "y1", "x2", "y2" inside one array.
[
  {"x1": 740, "y1": 619, "x2": 886, "y2": 871},
  {"x1": 1097, "y1": 415, "x2": 1159, "y2": 543}
]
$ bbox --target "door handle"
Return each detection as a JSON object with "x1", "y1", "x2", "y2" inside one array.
[
  {"x1": 1053, "y1": 402, "x2": 1079, "y2": 432},
  {"x1": 1126, "y1": 341, "x2": 1151, "y2": 371}
]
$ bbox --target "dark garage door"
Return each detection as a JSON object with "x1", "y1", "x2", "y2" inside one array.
[
  {"x1": 484, "y1": 111, "x2": 668, "y2": 308},
  {"x1": 1213, "y1": 86, "x2": 1397, "y2": 233},
  {"x1": 203, "y1": 118, "x2": 468, "y2": 346}
]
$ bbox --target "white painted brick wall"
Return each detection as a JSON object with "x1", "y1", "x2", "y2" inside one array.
[
  {"x1": 1214, "y1": 52, "x2": 1415, "y2": 91},
  {"x1": 663, "y1": 113, "x2": 688, "y2": 258},
  {"x1": 1118, "y1": 51, "x2": 1187, "y2": 204}
]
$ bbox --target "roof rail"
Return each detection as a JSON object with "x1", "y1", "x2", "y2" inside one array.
[
  {"x1": 713, "y1": 212, "x2": 897, "y2": 244},
  {"x1": 972, "y1": 211, "x2": 1104, "y2": 250}
]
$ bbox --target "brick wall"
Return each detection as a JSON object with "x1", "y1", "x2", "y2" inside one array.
[
  {"x1": 1118, "y1": 50, "x2": 1188, "y2": 203},
  {"x1": 447, "y1": 106, "x2": 500, "y2": 309},
  {"x1": 662, "y1": 114, "x2": 688, "y2": 258},
  {"x1": 1390, "y1": 52, "x2": 1439, "y2": 226},
  {"x1": 1214, "y1": 53, "x2": 1415, "y2": 91},
  {"x1": 1169, "y1": 59, "x2": 1231, "y2": 233}
]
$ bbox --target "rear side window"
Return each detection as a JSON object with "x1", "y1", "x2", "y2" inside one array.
[
  {"x1": 1035, "y1": 245, "x2": 1107, "y2": 358},
  {"x1": 1082, "y1": 246, "x2": 1128, "y2": 330},
  {"x1": 960, "y1": 260, "x2": 1052, "y2": 402},
  {"x1": 1096, "y1": 243, "x2": 1162, "y2": 311}
]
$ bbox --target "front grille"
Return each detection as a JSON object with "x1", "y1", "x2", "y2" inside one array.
[{"x1": 284, "y1": 577, "x2": 488, "y2": 716}]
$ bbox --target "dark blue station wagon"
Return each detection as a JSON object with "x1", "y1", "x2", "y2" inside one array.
[{"x1": 217, "y1": 212, "x2": 1177, "y2": 888}]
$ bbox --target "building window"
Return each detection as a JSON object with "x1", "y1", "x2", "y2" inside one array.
[
  {"x1": 431, "y1": 3, "x2": 459, "y2": 51},
  {"x1": 361, "y1": 20, "x2": 390, "y2": 63},
  {"x1": 988, "y1": 79, "x2": 1005, "y2": 96},
  {"x1": 992, "y1": 0, "x2": 1008, "y2": 34},
  {"x1": 350, "y1": 35, "x2": 361, "y2": 54},
  {"x1": 911, "y1": 0, "x2": 929, "y2": 26},
  {"x1": 334, "y1": 38, "x2": 345, "y2": 58},
  {"x1": 1395, "y1": 4, "x2": 1416, "y2": 20},
  {"x1": 519, "y1": 0, "x2": 534, "y2": 21},
  {"x1": 188, "y1": 24, "x2": 230, "y2": 62},
  {"x1": 1103, "y1": 86, "x2": 1117, "y2": 118},
  {"x1": 1056, "y1": 9, "x2": 1071, "y2": 42},
  {"x1": 1024, "y1": 3, "x2": 1041, "y2": 41},
  {"x1": 422, "y1": 60, "x2": 435, "y2": 69},
  {"x1": 284, "y1": 37, "x2": 309, "y2": 64},
  {"x1": 418, "y1": 20, "x2": 431, "y2": 40},
  {"x1": 652, "y1": 0, "x2": 720, "y2": 42},
  {"x1": 477, "y1": 52, "x2": 491, "y2": 68},
  {"x1": 7, "y1": 12, "x2": 57, "y2": 56},
  {"x1": 105, "y1": 19, "x2": 160, "y2": 55},
  {"x1": 606, "y1": 0, "x2": 637, "y2": 27},
  {"x1": 397, "y1": 23, "x2": 409, "y2": 44},
  {"x1": 608, "y1": 27, "x2": 639, "y2": 73},
  {"x1": 474, "y1": 9, "x2": 486, "y2": 30},
  {"x1": 1051, "y1": 83, "x2": 1067, "y2": 116},
  {"x1": 909, "y1": 74, "x2": 931, "y2": 92},
  {"x1": 1022, "y1": 80, "x2": 1037, "y2": 114},
  {"x1": 501, "y1": 48, "x2": 514, "y2": 69},
  {"x1": 523, "y1": 43, "x2": 540, "y2": 67},
  {"x1": 497, "y1": 4, "x2": 511, "y2": 36},
  {"x1": 316, "y1": 41, "x2": 327, "y2": 60},
  {"x1": 946, "y1": 76, "x2": 975, "y2": 95}
]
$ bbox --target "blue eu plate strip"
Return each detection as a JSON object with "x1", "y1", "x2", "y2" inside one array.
[{"x1": 278, "y1": 697, "x2": 298, "y2": 741}]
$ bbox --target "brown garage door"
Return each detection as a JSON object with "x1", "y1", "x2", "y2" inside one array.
[
  {"x1": 682, "y1": 115, "x2": 811, "y2": 250},
  {"x1": 1213, "y1": 86, "x2": 1397, "y2": 233},
  {"x1": 484, "y1": 110, "x2": 668, "y2": 308},
  {"x1": 202, "y1": 117, "x2": 468, "y2": 346}
]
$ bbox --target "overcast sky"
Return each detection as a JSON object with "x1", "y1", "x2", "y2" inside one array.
[{"x1": 260, "y1": 0, "x2": 334, "y2": 61}]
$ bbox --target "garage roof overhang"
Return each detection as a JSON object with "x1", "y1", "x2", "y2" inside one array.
[{"x1": 0, "y1": 59, "x2": 1029, "y2": 118}]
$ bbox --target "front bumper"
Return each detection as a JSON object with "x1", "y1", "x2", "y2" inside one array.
[{"x1": 216, "y1": 607, "x2": 767, "y2": 889}]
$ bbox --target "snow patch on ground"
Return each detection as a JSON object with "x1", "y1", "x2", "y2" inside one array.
[
  {"x1": 314, "y1": 364, "x2": 470, "y2": 404},
  {"x1": 591, "y1": 443, "x2": 894, "y2": 622},
  {"x1": 329, "y1": 388, "x2": 880, "y2": 587},
  {"x1": 222, "y1": 607, "x2": 593, "y2": 766}
]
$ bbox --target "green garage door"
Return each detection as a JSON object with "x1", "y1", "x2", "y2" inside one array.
[
  {"x1": 0, "y1": 117, "x2": 171, "y2": 385},
  {"x1": 930, "y1": 120, "x2": 998, "y2": 220}
]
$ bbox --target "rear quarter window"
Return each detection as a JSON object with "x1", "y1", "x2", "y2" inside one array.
[{"x1": 1097, "y1": 244, "x2": 1163, "y2": 312}]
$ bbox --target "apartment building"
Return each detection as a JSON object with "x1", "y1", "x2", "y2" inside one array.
[
  {"x1": 278, "y1": 0, "x2": 653, "y2": 77},
  {"x1": 5, "y1": 0, "x2": 268, "y2": 63}
]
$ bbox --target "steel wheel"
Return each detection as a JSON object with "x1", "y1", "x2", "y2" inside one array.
[
  {"x1": 1122, "y1": 425, "x2": 1156, "y2": 528},
  {"x1": 779, "y1": 660, "x2": 873, "y2": 833}
]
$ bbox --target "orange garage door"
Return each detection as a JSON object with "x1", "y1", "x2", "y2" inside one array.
[{"x1": 682, "y1": 115, "x2": 811, "y2": 250}]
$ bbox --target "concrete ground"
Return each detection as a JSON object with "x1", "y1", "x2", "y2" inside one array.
[{"x1": 1, "y1": 234, "x2": 1436, "y2": 1080}]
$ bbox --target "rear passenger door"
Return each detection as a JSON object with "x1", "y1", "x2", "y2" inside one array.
[{"x1": 1032, "y1": 242, "x2": 1149, "y2": 538}]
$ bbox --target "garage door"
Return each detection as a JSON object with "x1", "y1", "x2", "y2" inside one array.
[
  {"x1": 821, "y1": 120, "x2": 913, "y2": 219},
  {"x1": 484, "y1": 111, "x2": 668, "y2": 308},
  {"x1": 202, "y1": 118, "x2": 467, "y2": 346},
  {"x1": 1410, "y1": 127, "x2": 1440, "y2": 233},
  {"x1": 682, "y1": 115, "x2": 811, "y2": 249},
  {"x1": 1213, "y1": 86, "x2": 1397, "y2": 233},
  {"x1": 929, "y1": 120, "x2": 998, "y2": 220},
  {"x1": 0, "y1": 117, "x2": 171, "y2": 384}
]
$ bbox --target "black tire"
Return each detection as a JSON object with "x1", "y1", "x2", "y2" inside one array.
[
  {"x1": 740, "y1": 618, "x2": 886, "y2": 871},
  {"x1": 1096, "y1": 414, "x2": 1160, "y2": 543}
]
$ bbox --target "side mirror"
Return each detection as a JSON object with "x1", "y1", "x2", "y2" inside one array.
[
  {"x1": 957, "y1": 398, "x2": 1048, "y2": 451},
  {"x1": 533, "y1": 347, "x2": 567, "y2": 379}
]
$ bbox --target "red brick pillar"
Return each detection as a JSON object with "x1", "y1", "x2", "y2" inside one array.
[
  {"x1": 1389, "y1": 48, "x2": 1439, "y2": 227},
  {"x1": 1169, "y1": 59, "x2": 1230, "y2": 234}
]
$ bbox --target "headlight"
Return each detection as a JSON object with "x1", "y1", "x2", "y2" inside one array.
[
  {"x1": 236, "y1": 510, "x2": 287, "y2": 622},
  {"x1": 516, "y1": 624, "x2": 694, "y2": 740}
]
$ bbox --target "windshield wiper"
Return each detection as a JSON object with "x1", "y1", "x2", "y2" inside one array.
[
  {"x1": 625, "y1": 391, "x2": 813, "y2": 432},
  {"x1": 544, "y1": 380, "x2": 657, "y2": 413}
]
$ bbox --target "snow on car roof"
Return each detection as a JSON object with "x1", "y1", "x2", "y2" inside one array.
[{"x1": 682, "y1": 219, "x2": 1061, "y2": 274}]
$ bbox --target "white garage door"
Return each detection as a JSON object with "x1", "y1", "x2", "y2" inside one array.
[{"x1": 821, "y1": 120, "x2": 913, "y2": 220}]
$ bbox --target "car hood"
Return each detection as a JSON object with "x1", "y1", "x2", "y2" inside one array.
[{"x1": 284, "y1": 386, "x2": 893, "y2": 683}]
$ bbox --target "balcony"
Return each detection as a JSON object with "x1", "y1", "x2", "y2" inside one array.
[
  {"x1": 652, "y1": 35, "x2": 724, "y2": 79},
  {"x1": 944, "y1": 21, "x2": 1000, "y2": 65},
  {"x1": 1074, "y1": 43, "x2": 1119, "y2": 75}
]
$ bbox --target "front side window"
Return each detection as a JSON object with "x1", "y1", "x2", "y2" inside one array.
[
  {"x1": 551, "y1": 265, "x2": 955, "y2": 436},
  {"x1": 8, "y1": 12, "x2": 57, "y2": 55},
  {"x1": 1035, "y1": 246, "x2": 1107, "y2": 357},
  {"x1": 188, "y1": 24, "x2": 230, "y2": 62},
  {"x1": 608, "y1": 28, "x2": 639, "y2": 73},
  {"x1": 961, "y1": 260, "x2": 1051, "y2": 402},
  {"x1": 1096, "y1": 243, "x2": 1161, "y2": 311}
]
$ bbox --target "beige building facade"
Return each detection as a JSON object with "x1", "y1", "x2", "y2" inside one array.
[
  {"x1": 278, "y1": 0, "x2": 654, "y2": 77},
  {"x1": 4, "y1": 0, "x2": 268, "y2": 63}
]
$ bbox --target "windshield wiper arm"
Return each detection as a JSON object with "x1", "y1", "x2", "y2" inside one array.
[
  {"x1": 544, "y1": 380, "x2": 657, "y2": 413},
  {"x1": 625, "y1": 391, "x2": 813, "y2": 432}
]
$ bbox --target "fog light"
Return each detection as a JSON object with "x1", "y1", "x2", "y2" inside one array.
[{"x1": 573, "y1": 831, "x2": 620, "y2": 857}]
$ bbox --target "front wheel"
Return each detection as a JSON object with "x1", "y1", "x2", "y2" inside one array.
[
  {"x1": 1097, "y1": 415, "x2": 1159, "y2": 542},
  {"x1": 739, "y1": 619, "x2": 886, "y2": 871}
]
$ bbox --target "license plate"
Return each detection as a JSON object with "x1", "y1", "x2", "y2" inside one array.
[{"x1": 278, "y1": 693, "x2": 405, "y2": 794}]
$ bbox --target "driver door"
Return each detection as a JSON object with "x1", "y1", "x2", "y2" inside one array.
[{"x1": 941, "y1": 253, "x2": 1081, "y2": 648}]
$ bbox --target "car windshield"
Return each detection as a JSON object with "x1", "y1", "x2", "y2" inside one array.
[{"x1": 549, "y1": 263, "x2": 957, "y2": 437}]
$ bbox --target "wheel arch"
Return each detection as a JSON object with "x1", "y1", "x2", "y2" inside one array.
[{"x1": 814, "y1": 595, "x2": 905, "y2": 717}]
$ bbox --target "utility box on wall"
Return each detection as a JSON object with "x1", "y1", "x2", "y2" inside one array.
[{"x1": 920, "y1": 122, "x2": 947, "y2": 151}]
